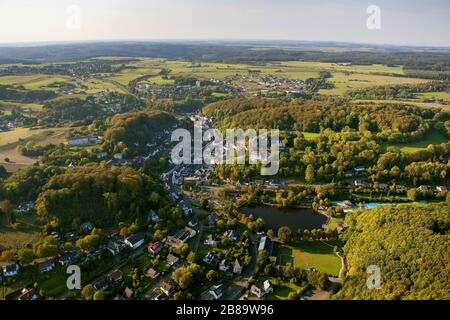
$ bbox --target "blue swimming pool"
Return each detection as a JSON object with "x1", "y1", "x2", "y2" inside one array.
[{"x1": 365, "y1": 203, "x2": 387, "y2": 209}]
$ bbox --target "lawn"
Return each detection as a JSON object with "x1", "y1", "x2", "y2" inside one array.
[
  {"x1": 302, "y1": 132, "x2": 321, "y2": 140},
  {"x1": 38, "y1": 270, "x2": 70, "y2": 297},
  {"x1": 289, "y1": 241, "x2": 341, "y2": 276},
  {"x1": 387, "y1": 130, "x2": 448, "y2": 153}
]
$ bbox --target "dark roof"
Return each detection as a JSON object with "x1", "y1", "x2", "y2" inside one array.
[{"x1": 126, "y1": 233, "x2": 145, "y2": 245}]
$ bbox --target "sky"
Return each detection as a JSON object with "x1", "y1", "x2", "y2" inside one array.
[{"x1": 0, "y1": 0, "x2": 449, "y2": 47}]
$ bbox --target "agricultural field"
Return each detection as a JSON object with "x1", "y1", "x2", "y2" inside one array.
[
  {"x1": 319, "y1": 72, "x2": 428, "y2": 95},
  {"x1": 0, "y1": 74, "x2": 74, "y2": 91},
  {"x1": 0, "y1": 127, "x2": 70, "y2": 171}
]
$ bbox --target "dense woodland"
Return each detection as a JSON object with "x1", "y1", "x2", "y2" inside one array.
[{"x1": 335, "y1": 204, "x2": 450, "y2": 300}]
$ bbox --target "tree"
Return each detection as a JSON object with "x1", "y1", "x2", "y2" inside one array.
[
  {"x1": 278, "y1": 226, "x2": 293, "y2": 244},
  {"x1": 287, "y1": 291, "x2": 298, "y2": 300},
  {"x1": 18, "y1": 248, "x2": 34, "y2": 265},
  {"x1": 305, "y1": 165, "x2": 315, "y2": 183},
  {"x1": 93, "y1": 291, "x2": 106, "y2": 300},
  {"x1": 206, "y1": 270, "x2": 219, "y2": 282},
  {"x1": 407, "y1": 188, "x2": 419, "y2": 201},
  {"x1": 81, "y1": 284, "x2": 95, "y2": 300},
  {"x1": 0, "y1": 200, "x2": 13, "y2": 225}
]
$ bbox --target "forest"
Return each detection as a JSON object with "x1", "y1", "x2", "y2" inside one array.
[{"x1": 334, "y1": 204, "x2": 449, "y2": 300}]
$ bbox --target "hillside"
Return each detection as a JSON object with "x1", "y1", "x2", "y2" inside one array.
[{"x1": 335, "y1": 204, "x2": 450, "y2": 300}]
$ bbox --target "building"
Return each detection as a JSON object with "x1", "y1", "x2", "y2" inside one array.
[
  {"x1": 209, "y1": 284, "x2": 224, "y2": 300},
  {"x1": 418, "y1": 185, "x2": 429, "y2": 192},
  {"x1": 125, "y1": 233, "x2": 145, "y2": 249},
  {"x1": 223, "y1": 230, "x2": 238, "y2": 241},
  {"x1": 250, "y1": 285, "x2": 264, "y2": 298},
  {"x1": 233, "y1": 259, "x2": 242, "y2": 275},
  {"x1": 160, "y1": 281, "x2": 174, "y2": 296},
  {"x1": 148, "y1": 210, "x2": 160, "y2": 222},
  {"x1": 436, "y1": 186, "x2": 448, "y2": 193},
  {"x1": 81, "y1": 221, "x2": 93, "y2": 232},
  {"x1": 38, "y1": 259, "x2": 55, "y2": 273},
  {"x1": 145, "y1": 267, "x2": 160, "y2": 279},
  {"x1": 203, "y1": 252, "x2": 217, "y2": 265},
  {"x1": 258, "y1": 236, "x2": 273, "y2": 256},
  {"x1": 107, "y1": 239, "x2": 126, "y2": 256},
  {"x1": 18, "y1": 288, "x2": 38, "y2": 300},
  {"x1": 166, "y1": 254, "x2": 179, "y2": 266},
  {"x1": 148, "y1": 241, "x2": 162, "y2": 255},
  {"x1": 58, "y1": 250, "x2": 81, "y2": 266},
  {"x1": 107, "y1": 270, "x2": 123, "y2": 283},
  {"x1": 219, "y1": 259, "x2": 229, "y2": 272},
  {"x1": 204, "y1": 234, "x2": 217, "y2": 246},
  {"x1": 66, "y1": 136, "x2": 100, "y2": 147},
  {"x1": 92, "y1": 277, "x2": 109, "y2": 292},
  {"x1": 2, "y1": 263, "x2": 19, "y2": 277}
]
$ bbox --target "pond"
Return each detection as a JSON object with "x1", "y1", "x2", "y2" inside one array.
[{"x1": 241, "y1": 206, "x2": 328, "y2": 231}]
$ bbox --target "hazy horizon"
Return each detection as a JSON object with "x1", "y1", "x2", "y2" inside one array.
[{"x1": 0, "y1": 0, "x2": 449, "y2": 47}]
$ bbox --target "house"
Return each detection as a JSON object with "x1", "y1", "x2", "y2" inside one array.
[
  {"x1": 208, "y1": 214, "x2": 217, "y2": 227},
  {"x1": 107, "y1": 239, "x2": 126, "y2": 256},
  {"x1": 418, "y1": 185, "x2": 429, "y2": 192},
  {"x1": 17, "y1": 201, "x2": 35, "y2": 214},
  {"x1": 124, "y1": 287, "x2": 134, "y2": 300},
  {"x1": 148, "y1": 210, "x2": 160, "y2": 222},
  {"x1": 436, "y1": 186, "x2": 448, "y2": 193},
  {"x1": 81, "y1": 221, "x2": 93, "y2": 232},
  {"x1": 148, "y1": 241, "x2": 162, "y2": 255},
  {"x1": 96, "y1": 152, "x2": 108, "y2": 159},
  {"x1": 223, "y1": 230, "x2": 238, "y2": 241},
  {"x1": 18, "y1": 288, "x2": 38, "y2": 300},
  {"x1": 2, "y1": 263, "x2": 19, "y2": 277},
  {"x1": 250, "y1": 285, "x2": 264, "y2": 298},
  {"x1": 125, "y1": 233, "x2": 145, "y2": 249},
  {"x1": 354, "y1": 166, "x2": 366, "y2": 173},
  {"x1": 38, "y1": 259, "x2": 55, "y2": 273},
  {"x1": 251, "y1": 280, "x2": 273, "y2": 298},
  {"x1": 113, "y1": 153, "x2": 123, "y2": 160},
  {"x1": 92, "y1": 277, "x2": 109, "y2": 292},
  {"x1": 264, "y1": 280, "x2": 274, "y2": 294},
  {"x1": 354, "y1": 179, "x2": 368, "y2": 187},
  {"x1": 204, "y1": 234, "x2": 217, "y2": 246},
  {"x1": 65, "y1": 231, "x2": 80, "y2": 242},
  {"x1": 188, "y1": 220, "x2": 198, "y2": 228},
  {"x1": 219, "y1": 259, "x2": 229, "y2": 272},
  {"x1": 203, "y1": 252, "x2": 217, "y2": 265},
  {"x1": 344, "y1": 171, "x2": 353, "y2": 178},
  {"x1": 209, "y1": 284, "x2": 224, "y2": 300},
  {"x1": 258, "y1": 236, "x2": 273, "y2": 256},
  {"x1": 107, "y1": 270, "x2": 123, "y2": 283},
  {"x1": 379, "y1": 183, "x2": 388, "y2": 191},
  {"x1": 177, "y1": 200, "x2": 193, "y2": 216},
  {"x1": 145, "y1": 267, "x2": 160, "y2": 279},
  {"x1": 160, "y1": 281, "x2": 174, "y2": 296},
  {"x1": 166, "y1": 227, "x2": 196, "y2": 248},
  {"x1": 58, "y1": 250, "x2": 81, "y2": 266},
  {"x1": 233, "y1": 259, "x2": 242, "y2": 275},
  {"x1": 396, "y1": 185, "x2": 406, "y2": 192},
  {"x1": 166, "y1": 254, "x2": 179, "y2": 266}
]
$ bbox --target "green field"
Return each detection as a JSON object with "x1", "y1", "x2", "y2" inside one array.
[
  {"x1": 388, "y1": 130, "x2": 448, "y2": 153},
  {"x1": 415, "y1": 91, "x2": 450, "y2": 102},
  {"x1": 277, "y1": 241, "x2": 341, "y2": 276}
]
